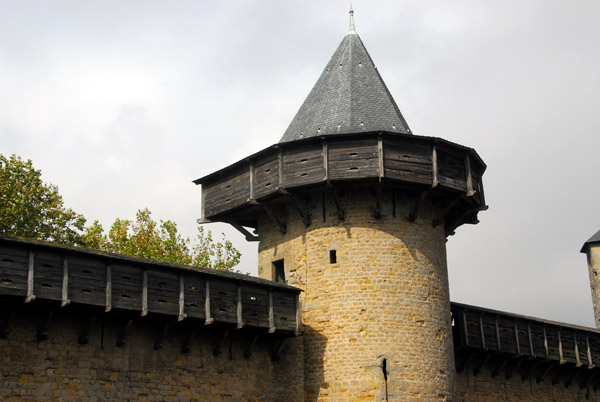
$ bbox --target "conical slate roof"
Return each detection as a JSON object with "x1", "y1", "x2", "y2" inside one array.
[
  {"x1": 280, "y1": 29, "x2": 411, "y2": 143},
  {"x1": 581, "y1": 229, "x2": 600, "y2": 253}
]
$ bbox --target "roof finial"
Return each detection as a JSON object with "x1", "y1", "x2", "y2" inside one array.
[{"x1": 349, "y1": 5, "x2": 356, "y2": 34}]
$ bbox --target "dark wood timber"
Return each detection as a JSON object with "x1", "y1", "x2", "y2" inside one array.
[
  {"x1": 0, "y1": 236, "x2": 301, "y2": 339},
  {"x1": 195, "y1": 132, "x2": 487, "y2": 237},
  {"x1": 452, "y1": 302, "x2": 600, "y2": 388}
]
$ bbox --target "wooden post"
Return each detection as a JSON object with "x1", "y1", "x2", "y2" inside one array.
[
  {"x1": 141, "y1": 270, "x2": 148, "y2": 316},
  {"x1": 178, "y1": 274, "x2": 186, "y2": 321},
  {"x1": 479, "y1": 313, "x2": 486, "y2": 349},
  {"x1": 249, "y1": 161, "x2": 255, "y2": 201},
  {"x1": 277, "y1": 148, "x2": 284, "y2": 189},
  {"x1": 25, "y1": 251, "x2": 35, "y2": 303},
  {"x1": 432, "y1": 143, "x2": 439, "y2": 188},
  {"x1": 527, "y1": 323, "x2": 535, "y2": 356},
  {"x1": 461, "y1": 311, "x2": 469, "y2": 347},
  {"x1": 543, "y1": 326, "x2": 550, "y2": 359},
  {"x1": 377, "y1": 134, "x2": 384, "y2": 181},
  {"x1": 237, "y1": 285, "x2": 244, "y2": 329},
  {"x1": 514, "y1": 320, "x2": 521, "y2": 355},
  {"x1": 465, "y1": 153, "x2": 474, "y2": 196},
  {"x1": 495, "y1": 316, "x2": 501, "y2": 351},
  {"x1": 61, "y1": 256, "x2": 69, "y2": 307},
  {"x1": 105, "y1": 264, "x2": 112, "y2": 312},
  {"x1": 268, "y1": 290, "x2": 275, "y2": 333},
  {"x1": 295, "y1": 293, "x2": 302, "y2": 335},
  {"x1": 205, "y1": 280, "x2": 214, "y2": 325},
  {"x1": 574, "y1": 332, "x2": 581, "y2": 366},
  {"x1": 587, "y1": 335, "x2": 594, "y2": 368},
  {"x1": 323, "y1": 138, "x2": 329, "y2": 182}
]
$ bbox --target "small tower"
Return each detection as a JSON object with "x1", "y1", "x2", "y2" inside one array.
[
  {"x1": 582, "y1": 229, "x2": 600, "y2": 328},
  {"x1": 195, "y1": 12, "x2": 487, "y2": 401}
]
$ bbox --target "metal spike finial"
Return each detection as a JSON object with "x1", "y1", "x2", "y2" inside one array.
[{"x1": 349, "y1": 5, "x2": 356, "y2": 34}]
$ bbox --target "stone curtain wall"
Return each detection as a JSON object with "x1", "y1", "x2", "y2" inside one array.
[
  {"x1": 258, "y1": 186, "x2": 456, "y2": 401},
  {"x1": 0, "y1": 308, "x2": 304, "y2": 401},
  {"x1": 457, "y1": 366, "x2": 600, "y2": 401}
]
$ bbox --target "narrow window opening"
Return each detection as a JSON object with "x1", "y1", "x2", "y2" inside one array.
[
  {"x1": 273, "y1": 259, "x2": 285, "y2": 283},
  {"x1": 329, "y1": 250, "x2": 337, "y2": 264}
]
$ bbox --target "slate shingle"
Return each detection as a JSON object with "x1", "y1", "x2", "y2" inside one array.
[{"x1": 280, "y1": 32, "x2": 411, "y2": 143}]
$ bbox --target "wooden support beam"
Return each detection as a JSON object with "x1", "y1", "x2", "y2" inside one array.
[
  {"x1": 178, "y1": 275, "x2": 186, "y2": 321},
  {"x1": 514, "y1": 320, "x2": 521, "y2": 355},
  {"x1": 279, "y1": 189, "x2": 311, "y2": 226},
  {"x1": 505, "y1": 358, "x2": 526, "y2": 380},
  {"x1": 558, "y1": 328, "x2": 565, "y2": 364},
  {"x1": 61, "y1": 256, "x2": 70, "y2": 307},
  {"x1": 230, "y1": 222, "x2": 260, "y2": 242},
  {"x1": 327, "y1": 183, "x2": 345, "y2": 221},
  {"x1": 268, "y1": 290, "x2": 275, "y2": 334},
  {"x1": 116, "y1": 317, "x2": 134, "y2": 347},
  {"x1": 575, "y1": 332, "x2": 582, "y2": 367},
  {"x1": 587, "y1": 335, "x2": 594, "y2": 368},
  {"x1": 237, "y1": 285, "x2": 244, "y2": 329},
  {"x1": 377, "y1": 135, "x2": 384, "y2": 182},
  {"x1": 479, "y1": 314, "x2": 487, "y2": 350},
  {"x1": 105, "y1": 264, "x2": 112, "y2": 313},
  {"x1": 528, "y1": 323, "x2": 535, "y2": 357},
  {"x1": 465, "y1": 153, "x2": 475, "y2": 197},
  {"x1": 373, "y1": 183, "x2": 382, "y2": 219},
  {"x1": 473, "y1": 352, "x2": 494, "y2": 377},
  {"x1": 213, "y1": 330, "x2": 230, "y2": 357},
  {"x1": 580, "y1": 370, "x2": 599, "y2": 389},
  {"x1": 432, "y1": 143, "x2": 439, "y2": 188},
  {"x1": 0, "y1": 309, "x2": 16, "y2": 338},
  {"x1": 205, "y1": 280, "x2": 214, "y2": 325},
  {"x1": 461, "y1": 311, "x2": 470, "y2": 347},
  {"x1": 141, "y1": 269, "x2": 148, "y2": 317},
  {"x1": 243, "y1": 333, "x2": 260, "y2": 359},
  {"x1": 408, "y1": 191, "x2": 428, "y2": 222},
  {"x1": 249, "y1": 161, "x2": 255, "y2": 201},
  {"x1": 495, "y1": 316, "x2": 501, "y2": 351},
  {"x1": 36, "y1": 308, "x2": 55, "y2": 341},
  {"x1": 456, "y1": 349, "x2": 477, "y2": 373},
  {"x1": 564, "y1": 369, "x2": 583, "y2": 388},
  {"x1": 492, "y1": 356, "x2": 513, "y2": 378},
  {"x1": 25, "y1": 250, "x2": 35, "y2": 303},
  {"x1": 181, "y1": 323, "x2": 199, "y2": 354},
  {"x1": 432, "y1": 197, "x2": 461, "y2": 228},
  {"x1": 277, "y1": 147, "x2": 284, "y2": 188},
  {"x1": 262, "y1": 204, "x2": 287, "y2": 234},
  {"x1": 271, "y1": 338, "x2": 285, "y2": 362},
  {"x1": 154, "y1": 321, "x2": 172, "y2": 350},
  {"x1": 536, "y1": 363, "x2": 555, "y2": 384},
  {"x1": 522, "y1": 361, "x2": 541, "y2": 382},
  {"x1": 322, "y1": 138, "x2": 329, "y2": 182},
  {"x1": 543, "y1": 326, "x2": 550, "y2": 359},
  {"x1": 78, "y1": 315, "x2": 97, "y2": 345}
]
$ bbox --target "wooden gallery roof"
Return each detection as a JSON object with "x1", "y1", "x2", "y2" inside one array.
[{"x1": 0, "y1": 235, "x2": 301, "y2": 347}]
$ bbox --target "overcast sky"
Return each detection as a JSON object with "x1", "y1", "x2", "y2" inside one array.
[{"x1": 1, "y1": 1, "x2": 599, "y2": 327}]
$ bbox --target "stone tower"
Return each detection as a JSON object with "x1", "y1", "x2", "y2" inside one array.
[
  {"x1": 195, "y1": 12, "x2": 487, "y2": 401},
  {"x1": 582, "y1": 229, "x2": 600, "y2": 328}
]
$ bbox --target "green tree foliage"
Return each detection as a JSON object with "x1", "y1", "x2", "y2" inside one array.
[
  {"x1": 0, "y1": 154, "x2": 86, "y2": 245},
  {"x1": 83, "y1": 210, "x2": 241, "y2": 271},
  {"x1": 1, "y1": 153, "x2": 241, "y2": 271}
]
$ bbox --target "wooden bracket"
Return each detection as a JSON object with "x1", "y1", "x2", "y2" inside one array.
[
  {"x1": 522, "y1": 360, "x2": 542, "y2": 382},
  {"x1": 473, "y1": 352, "x2": 495, "y2": 377},
  {"x1": 408, "y1": 190, "x2": 429, "y2": 222},
  {"x1": 37, "y1": 308, "x2": 55, "y2": 341},
  {"x1": 244, "y1": 334, "x2": 260, "y2": 359},
  {"x1": 432, "y1": 197, "x2": 462, "y2": 227},
  {"x1": 213, "y1": 330, "x2": 230, "y2": 357},
  {"x1": 271, "y1": 338, "x2": 285, "y2": 362},
  {"x1": 491, "y1": 356, "x2": 513, "y2": 378},
  {"x1": 279, "y1": 189, "x2": 311, "y2": 227},
  {"x1": 116, "y1": 317, "x2": 134, "y2": 347},
  {"x1": 181, "y1": 323, "x2": 199, "y2": 354},
  {"x1": 373, "y1": 183, "x2": 382, "y2": 219},
  {"x1": 456, "y1": 350, "x2": 477, "y2": 373},
  {"x1": 230, "y1": 222, "x2": 260, "y2": 242},
  {"x1": 78, "y1": 315, "x2": 97, "y2": 345},
  {"x1": 580, "y1": 370, "x2": 599, "y2": 389},
  {"x1": 0, "y1": 309, "x2": 16, "y2": 338},
  {"x1": 262, "y1": 204, "x2": 287, "y2": 234},
  {"x1": 536, "y1": 362, "x2": 556, "y2": 384},
  {"x1": 564, "y1": 369, "x2": 582, "y2": 388},
  {"x1": 327, "y1": 183, "x2": 345, "y2": 221},
  {"x1": 154, "y1": 320, "x2": 174, "y2": 350}
]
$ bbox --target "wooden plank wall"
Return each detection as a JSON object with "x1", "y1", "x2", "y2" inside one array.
[
  {"x1": 0, "y1": 240, "x2": 300, "y2": 334},
  {"x1": 452, "y1": 303, "x2": 600, "y2": 367}
]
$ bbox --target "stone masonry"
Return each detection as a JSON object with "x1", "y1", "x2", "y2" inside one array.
[{"x1": 258, "y1": 185, "x2": 456, "y2": 401}]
